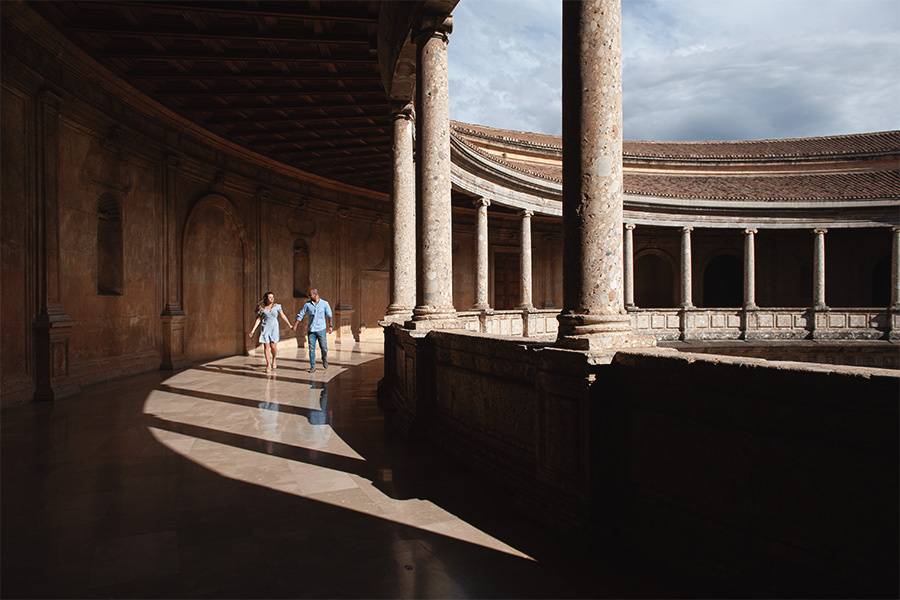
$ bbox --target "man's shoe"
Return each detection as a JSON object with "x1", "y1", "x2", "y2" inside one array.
[
  {"x1": 308, "y1": 366, "x2": 316, "y2": 373},
  {"x1": 322, "y1": 361, "x2": 328, "y2": 369}
]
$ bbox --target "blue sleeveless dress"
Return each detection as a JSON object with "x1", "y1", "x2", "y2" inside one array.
[{"x1": 258, "y1": 304, "x2": 283, "y2": 344}]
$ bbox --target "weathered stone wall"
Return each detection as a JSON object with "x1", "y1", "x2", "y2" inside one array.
[
  {"x1": 381, "y1": 327, "x2": 899, "y2": 596},
  {"x1": 605, "y1": 350, "x2": 899, "y2": 596},
  {"x1": 0, "y1": 22, "x2": 392, "y2": 405}
]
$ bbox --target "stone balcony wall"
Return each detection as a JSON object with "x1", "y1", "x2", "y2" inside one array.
[{"x1": 380, "y1": 325, "x2": 900, "y2": 596}]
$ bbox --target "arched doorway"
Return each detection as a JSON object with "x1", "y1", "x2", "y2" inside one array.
[
  {"x1": 872, "y1": 256, "x2": 890, "y2": 307},
  {"x1": 183, "y1": 196, "x2": 246, "y2": 360},
  {"x1": 635, "y1": 251, "x2": 675, "y2": 308},
  {"x1": 703, "y1": 254, "x2": 742, "y2": 308}
]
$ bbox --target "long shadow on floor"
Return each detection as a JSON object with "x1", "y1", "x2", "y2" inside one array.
[{"x1": 1, "y1": 354, "x2": 667, "y2": 598}]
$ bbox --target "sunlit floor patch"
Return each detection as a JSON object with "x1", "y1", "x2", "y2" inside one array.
[{"x1": 145, "y1": 341, "x2": 532, "y2": 561}]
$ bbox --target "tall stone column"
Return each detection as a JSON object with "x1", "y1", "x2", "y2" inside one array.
[
  {"x1": 743, "y1": 228, "x2": 758, "y2": 309},
  {"x1": 32, "y1": 90, "x2": 76, "y2": 401},
  {"x1": 411, "y1": 15, "x2": 456, "y2": 324},
  {"x1": 473, "y1": 197, "x2": 490, "y2": 310},
  {"x1": 519, "y1": 209, "x2": 534, "y2": 310},
  {"x1": 557, "y1": 0, "x2": 652, "y2": 352},
  {"x1": 813, "y1": 228, "x2": 828, "y2": 310},
  {"x1": 335, "y1": 208, "x2": 355, "y2": 340},
  {"x1": 680, "y1": 226, "x2": 694, "y2": 308},
  {"x1": 624, "y1": 223, "x2": 636, "y2": 310},
  {"x1": 891, "y1": 226, "x2": 900, "y2": 309},
  {"x1": 385, "y1": 102, "x2": 416, "y2": 320}
]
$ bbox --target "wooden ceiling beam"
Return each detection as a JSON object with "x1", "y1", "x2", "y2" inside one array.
[
  {"x1": 87, "y1": 2, "x2": 378, "y2": 24},
  {"x1": 250, "y1": 137, "x2": 391, "y2": 153},
  {"x1": 230, "y1": 124, "x2": 390, "y2": 139},
  {"x1": 69, "y1": 26, "x2": 371, "y2": 46},
  {"x1": 291, "y1": 153, "x2": 389, "y2": 167},
  {"x1": 154, "y1": 88, "x2": 384, "y2": 99},
  {"x1": 183, "y1": 100, "x2": 390, "y2": 113},
  {"x1": 100, "y1": 51, "x2": 373, "y2": 63},
  {"x1": 276, "y1": 146, "x2": 388, "y2": 159},
  {"x1": 128, "y1": 72, "x2": 381, "y2": 82},
  {"x1": 209, "y1": 114, "x2": 390, "y2": 128}
]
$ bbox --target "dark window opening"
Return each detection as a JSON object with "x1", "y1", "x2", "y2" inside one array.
[
  {"x1": 97, "y1": 194, "x2": 124, "y2": 295},
  {"x1": 702, "y1": 254, "x2": 742, "y2": 308}
]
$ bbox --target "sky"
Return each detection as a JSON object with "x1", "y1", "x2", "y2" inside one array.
[{"x1": 447, "y1": 0, "x2": 900, "y2": 140}]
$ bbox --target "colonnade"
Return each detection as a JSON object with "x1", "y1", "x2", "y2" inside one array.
[
  {"x1": 383, "y1": 0, "x2": 899, "y2": 345},
  {"x1": 619, "y1": 224, "x2": 900, "y2": 311}
]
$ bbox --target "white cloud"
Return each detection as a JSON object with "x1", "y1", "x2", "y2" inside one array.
[{"x1": 448, "y1": 0, "x2": 900, "y2": 140}]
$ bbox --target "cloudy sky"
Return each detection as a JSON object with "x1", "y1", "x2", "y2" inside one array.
[{"x1": 448, "y1": 0, "x2": 900, "y2": 140}]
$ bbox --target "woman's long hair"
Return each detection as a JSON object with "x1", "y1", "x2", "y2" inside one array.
[{"x1": 257, "y1": 291, "x2": 274, "y2": 314}]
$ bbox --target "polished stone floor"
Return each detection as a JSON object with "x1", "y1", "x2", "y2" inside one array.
[{"x1": 2, "y1": 340, "x2": 659, "y2": 598}]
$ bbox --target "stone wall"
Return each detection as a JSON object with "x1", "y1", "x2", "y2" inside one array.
[{"x1": 381, "y1": 326, "x2": 899, "y2": 596}]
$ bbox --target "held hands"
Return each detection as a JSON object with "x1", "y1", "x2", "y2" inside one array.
[{"x1": 327, "y1": 326, "x2": 333, "y2": 334}]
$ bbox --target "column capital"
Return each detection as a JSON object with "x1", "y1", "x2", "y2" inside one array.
[
  {"x1": 744, "y1": 227, "x2": 758, "y2": 235},
  {"x1": 472, "y1": 197, "x2": 491, "y2": 209},
  {"x1": 390, "y1": 101, "x2": 415, "y2": 121},
  {"x1": 624, "y1": 223, "x2": 636, "y2": 231},
  {"x1": 813, "y1": 228, "x2": 828, "y2": 235},
  {"x1": 415, "y1": 15, "x2": 453, "y2": 43},
  {"x1": 520, "y1": 209, "x2": 534, "y2": 218},
  {"x1": 681, "y1": 226, "x2": 694, "y2": 234},
  {"x1": 892, "y1": 225, "x2": 900, "y2": 233}
]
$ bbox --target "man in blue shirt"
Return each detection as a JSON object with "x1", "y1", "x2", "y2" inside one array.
[{"x1": 293, "y1": 287, "x2": 333, "y2": 373}]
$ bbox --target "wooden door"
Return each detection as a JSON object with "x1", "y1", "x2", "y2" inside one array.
[{"x1": 493, "y1": 251, "x2": 520, "y2": 309}]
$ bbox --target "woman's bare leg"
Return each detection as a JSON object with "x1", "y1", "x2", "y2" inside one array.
[
  {"x1": 263, "y1": 343, "x2": 273, "y2": 370},
  {"x1": 270, "y1": 343, "x2": 278, "y2": 369}
]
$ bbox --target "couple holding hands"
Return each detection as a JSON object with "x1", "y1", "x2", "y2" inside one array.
[{"x1": 249, "y1": 287, "x2": 333, "y2": 373}]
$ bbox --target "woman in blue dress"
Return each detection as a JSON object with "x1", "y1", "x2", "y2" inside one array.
[{"x1": 248, "y1": 291, "x2": 293, "y2": 372}]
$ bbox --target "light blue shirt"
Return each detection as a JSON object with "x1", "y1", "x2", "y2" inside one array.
[{"x1": 296, "y1": 299, "x2": 333, "y2": 332}]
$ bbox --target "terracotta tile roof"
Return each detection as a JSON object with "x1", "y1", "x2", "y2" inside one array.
[{"x1": 451, "y1": 120, "x2": 900, "y2": 160}]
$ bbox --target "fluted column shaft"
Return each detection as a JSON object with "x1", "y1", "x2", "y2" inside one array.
[
  {"x1": 557, "y1": 0, "x2": 631, "y2": 340},
  {"x1": 473, "y1": 198, "x2": 490, "y2": 310},
  {"x1": 624, "y1": 223, "x2": 635, "y2": 309},
  {"x1": 813, "y1": 228, "x2": 828, "y2": 309},
  {"x1": 680, "y1": 226, "x2": 694, "y2": 308},
  {"x1": 520, "y1": 210, "x2": 534, "y2": 309},
  {"x1": 386, "y1": 103, "x2": 416, "y2": 317},
  {"x1": 743, "y1": 228, "x2": 758, "y2": 309},
  {"x1": 891, "y1": 227, "x2": 900, "y2": 309},
  {"x1": 412, "y1": 16, "x2": 455, "y2": 321}
]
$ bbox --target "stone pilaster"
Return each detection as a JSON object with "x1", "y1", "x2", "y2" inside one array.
[
  {"x1": 813, "y1": 228, "x2": 828, "y2": 310},
  {"x1": 889, "y1": 226, "x2": 900, "y2": 340},
  {"x1": 624, "y1": 223, "x2": 636, "y2": 310},
  {"x1": 556, "y1": 0, "x2": 653, "y2": 354},
  {"x1": 385, "y1": 102, "x2": 416, "y2": 321},
  {"x1": 473, "y1": 197, "x2": 490, "y2": 310},
  {"x1": 335, "y1": 207, "x2": 355, "y2": 341},
  {"x1": 409, "y1": 15, "x2": 456, "y2": 326},
  {"x1": 33, "y1": 90, "x2": 76, "y2": 401},
  {"x1": 680, "y1": 226, "x2": 694, "y2": 308},
  {"x1": 743, "y1": 228, "x2": 758, "y2": 310},
  {"x1": 160, "y1": 154, "x2": 187, "y2": 370},
  {"x1": 519, "y1": 209, "x2": 534, "y2": 310}
]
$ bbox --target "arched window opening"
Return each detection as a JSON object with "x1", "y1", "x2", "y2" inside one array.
[
  {"x1": 635, "y1": 252, "x2": 675, "y2": 308},
  {"x1": 872, "y1": 255, "x2": 891, "y2": 307},
  {"x1": 97, "y1": 194, "x2": 123, "y2": 295},
  {"x1": 293, "y1": 238, "x2": 311, "y2": 299},
  {"x1": 703, "y1": 254, "x2": 742, "y2": 308}
]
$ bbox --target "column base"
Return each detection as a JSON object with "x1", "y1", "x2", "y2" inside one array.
[
  {"x1": 382, "y1": 309, "x2": 413, "y2": 324},
  {"x1": 33, "y1": 310, "x2": 79, "y2": 401},
  {"x1": 556, "y1": 311, "x2": 655, "y2": 358},
  {"x1": 160, "y1": 312, "x2": 188, "y2": 370},
  {"x1": 334, "y1": 306, "x2": 355, "y2": 343}
]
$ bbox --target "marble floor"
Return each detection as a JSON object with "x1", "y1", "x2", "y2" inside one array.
[{"x1": 2, "y1": 340, "x2": 661, "y2": 598}]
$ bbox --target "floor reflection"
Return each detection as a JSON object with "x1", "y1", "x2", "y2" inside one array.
[{"x1": 2, "y1": 339, "x2": 662, "y2": 598}]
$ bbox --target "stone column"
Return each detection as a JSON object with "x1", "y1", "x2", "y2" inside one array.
[
  {"x1": 743, "y1": 228, "x2": 758, "y2": 309},
  {"x1": 33, "y1": 90, "x2": 76, "y2": 401},
  {"x1": 813, "y1": 228, "x2": 828, "y2": 310},
  {"x1": 891, "y1": 226, "x2": 900, "y2": 309},
  {"x1": 335, "y1": 208, "x2": 355, "y2": 340},
  {"x1": 519, "y1": 209, "x2": 534, "y2": 310},
  {"x1": 385, "y1": 102, "x2": 416, "y2": 320},
  {"x1": 557, "y1": 0, "x2": 652, "y2": 352},
  {"x1": 473, "y1": 197, "x2": 490, "y2": 310},
  {"x1": 411, "y1": 15, "x2": 456, "y2": 324},
  {"x1": 160, "y1": 154, "x2": 187, "y2": 370},
  {"x1": 680, "y1": 226, "x2": 694, "y2": 308},
  {"x1": 624, "y1": 223, "x2": 636, "y2": 310}
]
